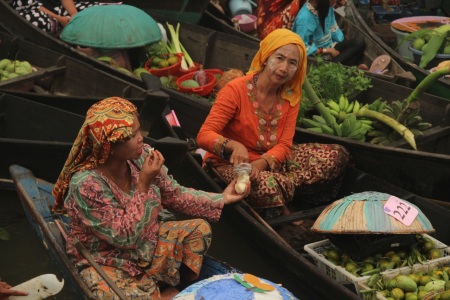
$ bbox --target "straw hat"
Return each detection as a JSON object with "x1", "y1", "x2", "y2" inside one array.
[{"x1": 311, "y1": 191, "x2": 434, "y2": 234}]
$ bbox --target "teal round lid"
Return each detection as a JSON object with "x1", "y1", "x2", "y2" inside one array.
[
  {"x1": 311, "y1": 191, "x2": 435, "y2": 234},
  {"x1": 60, "y1": 4, "x2": 162, "y2": 49}
]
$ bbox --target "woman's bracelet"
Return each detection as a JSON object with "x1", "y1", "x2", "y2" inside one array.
[{"x1": 220, "y1": 138, "x2": 231, "y2": 159}]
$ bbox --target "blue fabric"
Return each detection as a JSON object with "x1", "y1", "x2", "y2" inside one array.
[{"x1": 292, "y1": 2, "x2": 344, "y2": 56}]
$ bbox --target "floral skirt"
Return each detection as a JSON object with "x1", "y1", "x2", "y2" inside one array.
[
  {"x1": 209, "y1": 143, "x2": 350, "y2": 215},
  {"x1": 80, "y1": 219, "x2": 212, "y2": 299}
]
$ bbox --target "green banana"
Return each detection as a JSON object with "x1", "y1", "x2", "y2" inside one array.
[
  {"x1": 302, "y1": 118, "x2": 323, "y2": 128},
  {"x1": 352, "y1": 100, "x2": 360, "y2": 113},
  {"x1": 341, "y1": 118, "x2": 351, "y2": 137},
  {"x1": 307, "y1": 127, "x2": 323, "y2": 133},
  {"x1": 338, "y1": 95, "x2": 349, "y2": 111},
  {"x1": 320, "y1": 124, "x2": 335, "y2": 135},
  {"x1": 416, "y1": 122, "x2": 432, "y2": 131},
  {"x1": 345, "y1": 101, "x2": 354, "y2": 113},
  {"x1": 327, "y1": 100, "x2": 341, "y2": 113},
  {"x1": 333, "y1": 123, "x2": 342, "y2": 137},
  {"x1": 406, "y1": 115, "x2": 422, "y2": 127},
  {"x1": 312, "y1": 115, "x2": 327, "y2": 125}
]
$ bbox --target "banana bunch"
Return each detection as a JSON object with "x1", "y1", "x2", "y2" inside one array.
[
  {"x1": 367, "y1": 99, "x2": 432, "y2": 145},
  {"x1": 302, "y1": 95, "x2": 373, "y2": 141}
]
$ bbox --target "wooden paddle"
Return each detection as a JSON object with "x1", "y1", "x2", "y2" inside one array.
[{"x1": 54, "y1": 219, "x2": 128, "y2": 300}]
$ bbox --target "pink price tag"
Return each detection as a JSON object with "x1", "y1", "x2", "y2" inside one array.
[{"x1": 383, "y1": 196, "x2": 418, "y2": 226}]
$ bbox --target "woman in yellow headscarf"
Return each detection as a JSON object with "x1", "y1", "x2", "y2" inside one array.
[{"x1": 197, "y1": 29, "x2": 350, "y2": 223}]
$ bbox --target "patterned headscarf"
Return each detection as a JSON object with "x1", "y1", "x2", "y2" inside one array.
[
  {"x1": 247, "y1": 28, "x2": 307, "y2": 107},
  {"x1": 52, "y1": 97, "x2": 138, "y2": 212}
]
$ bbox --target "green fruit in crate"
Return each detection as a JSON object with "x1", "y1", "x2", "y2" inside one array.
[
  {"x1": 408, "y1": 273, "x2": 420, "y2": 284},
  {"x1": 395, "y1": 275, "x2": 417, "y2": 292},
  {"x1": 417, "y1": 290, "x2": 428, "y2": 299},
  {"x1": 440, "y1": 290, "x2": 450, "y2": 300},
  {"x1": 390, "y1": 287, "x2": 405, "y2": 300},
  {"x1": 418, "y1": 275, "x2": 432, "y2": 286},
  {"x1": 0, "y1": 58, "x2": 11, "y2": 70},
  {"x1": 405, "y1": 293, "x2": 418, "y2": 300},
  {"x1": 344, "y1": 262, "x2": 358, "y2": 273},
  {"x1": 326, "y1": 248, "x2": 341, "y2": 261},
  {"x1": 428, "y1": 248, "x2": 442, "y2": 260}
]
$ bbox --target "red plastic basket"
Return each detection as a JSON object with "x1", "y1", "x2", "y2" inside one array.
[
  {"x1": 176, "y1": 72, "x2": 216, "y2": 97},
  {"x1": 144, "y1": 53, "x2": 182, "y2": 77},
  {"x1": 177, "y1": 61, "x2": 202, "y2": 76}
]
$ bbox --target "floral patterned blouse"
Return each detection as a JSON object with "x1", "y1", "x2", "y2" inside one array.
[
  {"x1": 64, "y1": 144, "x2": 224, "y2": 276},
  {"x1": 197, "y1": 74, "x2": 299, "y2": 170}
]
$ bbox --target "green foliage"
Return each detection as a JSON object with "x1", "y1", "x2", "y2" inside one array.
[{"x1": 302, "y1": 58, "x2": 372, "y2": 102}]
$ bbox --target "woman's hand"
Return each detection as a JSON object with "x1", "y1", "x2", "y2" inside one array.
[
  {"x1": 249, "y1": 159, "x2": 268, "y2": 181},
  {"x1": 0, "y1": 281, "x2": 28, "y2": 300},
  {"x1": 137, "y1": 150, "x2": 164, "y2": 192},
  {"x1": 228, "y1": 140, "x2": 249, "y2": 165},
  {"x1": 327, "y1": 48, "x2": 340, "y2": 58},
  {"x1": 222, "y1": 178, "x2": 250, "y2": 205},
  {"x1": 57, "y1": 15, "x2": 71, "y2": 27}
]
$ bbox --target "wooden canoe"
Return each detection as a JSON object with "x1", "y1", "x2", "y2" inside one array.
[
  {"x1": 139, "y1": 19, "x2": 450, "y2": 203},
  {"x1": 0, "y1": 31, "x2": 152, "y2": 104},
  {"x1": 0, "y1": 92, "x2": 188, "y2": 182},
  {"x1": 8, "y1": 164, "x2": 241, "y2": 300},
  {"x1": 199, "y1": 1, "x2": 416, "y2": 85},
  {"x1": 345, "y1": 0, "x2": 450, "y2": 99},
  {"x1": 140, "y1": 74, "x2": 450, "y2": 299},
  {"x1": 0, "y1": 0, "x2": 148, "y2": 87}
]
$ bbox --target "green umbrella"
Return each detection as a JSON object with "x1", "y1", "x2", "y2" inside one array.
[{"x1": 60, "y1": 4, "x2": 161, "y2": 49}]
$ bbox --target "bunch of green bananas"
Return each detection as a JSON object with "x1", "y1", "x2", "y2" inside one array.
[
  {"x1": 366, "y1": 99, "x2": 432, "y2": 145},
  {"x1": 301, "y1": 95, "x2": 373, "y2": 141}
]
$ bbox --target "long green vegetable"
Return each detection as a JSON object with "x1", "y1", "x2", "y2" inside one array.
[{"x1": 166, "y1": 22, "x2": 188, "y2": 70}]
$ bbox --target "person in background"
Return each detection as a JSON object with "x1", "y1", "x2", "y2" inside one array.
[
  {"x1": 11, "y1": 0, "x2": 99, "y2": 34},
  {"x1": 51, "y1": 97, "x2": 248, "y2": 299},
  {"x1": 0, "y1": 281, "x2": 28, "y2": 299},
  {"x1": 197, "y1": 29, "x2": 350, "y2": 224},
  {"x1": 292, "y1": 0, "x2": 365, "y2": 65}
]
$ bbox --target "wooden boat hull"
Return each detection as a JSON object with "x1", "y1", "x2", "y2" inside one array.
[
  {"x1": 0, "y1": 92, "x2": 185, "y2": 182},
  {"x1": 142, "y1": 76, "x2": 450, "y2": 299},
  {"x1": 0, "y1": 31, "x2": 149, "y2": 100},
  {"x1": 0, "y1": 0, "x2": 147, "y2": 87},
  {"x1": 8, "y1": 164, "x2": 240, "y2": 300},
  {"x1": 346, "y1": 0, "x2": 450, "y2": 99},
  {"x1": 199, "y1": 2, "x2": 416, "y2": 85}
]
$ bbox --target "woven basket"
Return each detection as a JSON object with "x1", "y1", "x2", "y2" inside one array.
[{"x1": 311, "y1": 191, "x2": 435, "y2": 234}]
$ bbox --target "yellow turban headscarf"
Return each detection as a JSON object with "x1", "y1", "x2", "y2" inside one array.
[{"x1": 247, "y1": 28, "x2": 307, "y2": 107}]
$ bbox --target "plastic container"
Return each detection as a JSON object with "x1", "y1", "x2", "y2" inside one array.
[
  {"x1": 229, "y1": 0, "x2": 252, "y2": 17},
  {"x1": 390, "y1": 26, "x2": 414, "y2": 61},
  {"x1": 357, "y1": 252, "x2": 450, "y2": 299},
  {"x1": 176, "y1": 71, "x2": 216, "y2": 97},
  {"x1": 177, "y1": 61, "x2": 202, "y2": 76},
  {"x1": 409, "y1": 44, "x2": 450, "y2": 69},
  {"x1": 304, "y1": 234, "x2": 450, "y2": 297},
  {"x1": 231, "y1": 14, "x2": 257, "y2": 33},
  {"x1": 234, "y1": 163, "x2": 252, "y2": 175},
  {"x1": 144, "y1": 53, "x2": 182, "y2": 77}
]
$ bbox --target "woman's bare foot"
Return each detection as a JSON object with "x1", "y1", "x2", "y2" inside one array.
[
  {"x1": 281, "y1": 206, "x2": 303, "y2": 226},
  {"x1": 160, "y1": 286, "x2": 179, "y2": 300}
]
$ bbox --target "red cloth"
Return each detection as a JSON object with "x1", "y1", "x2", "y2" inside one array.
[{"x1": 256, "y1": 0, "x2": 304, "y2": 39}]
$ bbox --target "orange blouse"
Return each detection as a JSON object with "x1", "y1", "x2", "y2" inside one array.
[{"x1": 197, "y1": 74, "x2": 299, "y2": 169}]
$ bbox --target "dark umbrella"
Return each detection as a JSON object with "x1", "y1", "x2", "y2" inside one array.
[{"x1": 60, "y1": 4, "x2": 162, "y2": 49}]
